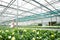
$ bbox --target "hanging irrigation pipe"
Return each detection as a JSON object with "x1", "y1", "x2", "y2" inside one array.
[{"x1": 0, "y1": 0, "x2": 16, "y2": 15}]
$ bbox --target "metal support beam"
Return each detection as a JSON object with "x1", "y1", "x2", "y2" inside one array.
[
  {"x1": 0, "y1": 0, "x2": 59, "y2": 10},
  {"x1": 16, "y1": 0, "x2": 18, "y2": 27},
  {"x1": 0, "y1": 0, "x2": 16, "y2": 15},
  {"x1": 0, "y1": 0, "x2": 59, "y2": 14},
  {"x1": 23, "y1": 0, "x2": 47, "y2": 11},
  {"x1": 45, "y1": 0, "x2": 60, "y2": 13},
  {"x1": 0, "y1": 4, "x2": 37, "y2": 14},
  {"x1": 0, "y1": 0, "x2": 40, "y2": 15},
  {"x1": 0, "y1": 4, "x2": 49, "y2": 17},
  {"x1": 32, "y1": 0, "x2": 57, "y2": 13},
  {"x1": 0, "y1": 4, "x2": 58, "y2": 18}
]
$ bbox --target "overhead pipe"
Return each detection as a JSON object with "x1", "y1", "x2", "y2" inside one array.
[
  {"x1": 0, "y1": 0, "x2": 58, "y2": 17},
  {"x1": 32, "y1": 0, "x2": 57, "y2": 14},
  {"x1": 17, "y1": 0, "x2": 60, "y2": 17},
  {"x1": 0, "y1": 0, "x2": 57, "y2": 14},
  {"x1": 45, "y1": 0, "x2": 60, "y2": 13},
  {"x1": 0, "y1": 0, "x2": 59, "y2": 11},
  {"x1": 0, "y1": 0, "x2": 59, "y2": 16},
  {"x1": 0, "y1": 4, "x2": 37, "y2": 15},
  {"x1": 0, "y1": 15, "x2": 15, "y2": 18},
  {"x1": 1, "y1": 0, "x2": 40, "y2": 15},
  {"x1": 0, "y1": 4, "x2": 48, "y2": 16},
  {"x1": 0, "y1": 4, "x2": 58, "y2": 17},
  {"x1": 0, "y1": 0, "x2": 59, "y2": 13},
  {"x1": 23, "y1": 0, "x2": 47, "y2": 11},
  {"x1": 0, "y1": 0, "x2": 31, "y2": 11},
  {"x1": 0, "y1": 0, "x2": 40, "y2": 14},
  {"x1": 0, "y1": 0, "x2": 16, "y2": 15}
]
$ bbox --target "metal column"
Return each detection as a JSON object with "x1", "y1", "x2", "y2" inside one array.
[{"x1": 16, "y1": 0, "x2": 18, "y2": 27}]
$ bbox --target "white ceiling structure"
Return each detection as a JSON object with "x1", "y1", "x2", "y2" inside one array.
[{"x1": 0, "y1": 0, "x2": 60, "y2": 23}]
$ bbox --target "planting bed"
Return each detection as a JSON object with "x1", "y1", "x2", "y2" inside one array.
[{"x1": 0, "y1": 26, "x2": 60, "y2": 40}]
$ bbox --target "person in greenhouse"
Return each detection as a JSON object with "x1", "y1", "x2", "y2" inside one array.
[{"x1": 10, "y1": 20, "x2": 15, "y2": 28}]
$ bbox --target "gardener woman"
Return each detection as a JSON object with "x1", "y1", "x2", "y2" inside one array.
[{"x1": 10, "y1": 20, "x2": 15, "y2": 28}]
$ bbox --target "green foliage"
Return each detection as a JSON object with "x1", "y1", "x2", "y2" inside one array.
[{"x1": 0, "y1": 27, "x2": 60, "y2": 40}]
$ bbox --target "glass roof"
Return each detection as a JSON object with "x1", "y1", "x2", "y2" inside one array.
[{"x1": 0, "y1": 0, "x2": 60, "y2": 23}]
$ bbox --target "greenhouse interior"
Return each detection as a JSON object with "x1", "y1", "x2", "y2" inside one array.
[{"x1": 0, "y1": 0, "x2": 60, "y2": 40}]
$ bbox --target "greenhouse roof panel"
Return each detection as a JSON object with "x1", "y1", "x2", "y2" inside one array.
[{"x1": 0, "y1": 0, "x2": 60, "y2": 23}]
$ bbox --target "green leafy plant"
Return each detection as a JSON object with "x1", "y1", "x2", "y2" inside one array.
[{"x1": 0, "y1": 27, "x2": 60, "y2": 40}]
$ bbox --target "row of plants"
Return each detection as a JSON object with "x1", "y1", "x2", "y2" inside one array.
[
  {"x1": 0, "y1": 25, "x2": 60, "y2": 28},
  {"x1": 0, "y1": 27, "x2": 60, "y2": 40}
]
